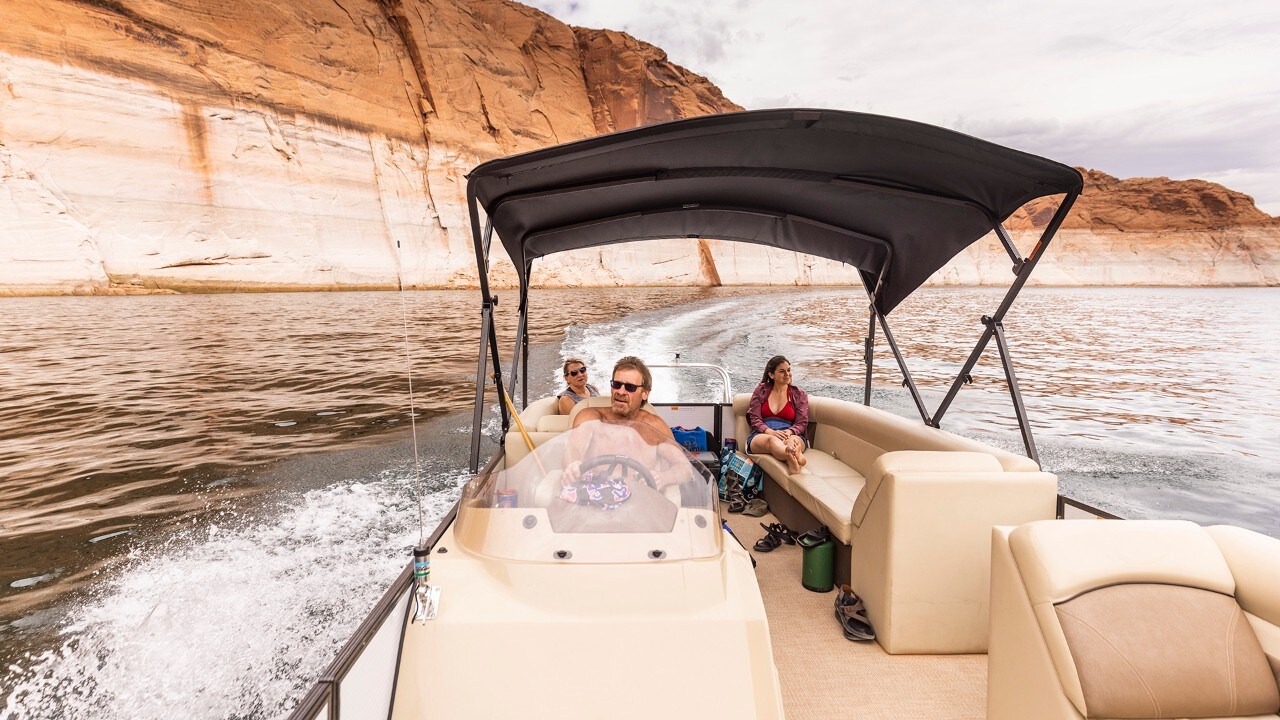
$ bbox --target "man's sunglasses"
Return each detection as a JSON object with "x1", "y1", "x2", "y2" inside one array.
[
  {"x1": 566, "y1": 368, "x2": 587, "y2": 377},
  {"x1": 610, "y1": 380, "x2": 643, "y2": 393}
]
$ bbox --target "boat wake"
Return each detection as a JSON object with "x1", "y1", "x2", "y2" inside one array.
[{"x1": 1, "y1": 468, "x2": 462, "y2": 720}]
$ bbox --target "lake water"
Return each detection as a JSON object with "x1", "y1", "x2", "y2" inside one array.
[{"x1": 2, "y1": 286, "x2": 1278, "y2": 719}]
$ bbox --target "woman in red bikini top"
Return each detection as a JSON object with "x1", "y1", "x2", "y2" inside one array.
[{"x1": 746, "y1": 355, "x2": 810, "y2": 474}]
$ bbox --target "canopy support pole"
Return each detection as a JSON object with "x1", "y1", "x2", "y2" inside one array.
[
  {"x1": 994, "y1": 224, "x2": 1025, "y2": 273},
  {"x1": 507, "y1": 268, "x2": 530, "y2": 407},
  {"x1": 989, "y1": 317, "x2": 1039, "y2": 464},
  {"x1": 471, "y1": 299, "x2": 493, "y2": 473},
  {"x1": 468, "y1": 205, "x2": 508, "y2": 472},
  {"x1": 863, "y1": 303, "x2": 876, "y2": 406},
  {"x1": 861, "y1": 257, "x2": 891, "y2": 408},
  {"x1": 522, "y1": 263, "x2": 531, "y2": 407},
  {"x1": 929, "y1": 191, "x2": 1079, "y2": 462},
  {"x1": 506, "y1": 305, "x2": 526, "y2": 407},
  {"x1": 877, "y1": 312, "x2": 931, "y2": 425}
]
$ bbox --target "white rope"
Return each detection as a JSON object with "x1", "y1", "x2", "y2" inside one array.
[{"x1": 392, "y1": 239, "x2": 426, "y2": 546}]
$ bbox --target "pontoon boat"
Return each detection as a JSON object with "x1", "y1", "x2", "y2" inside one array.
[{"x1": 288, "y1": 110, "x2": 1280, "y2": 720}]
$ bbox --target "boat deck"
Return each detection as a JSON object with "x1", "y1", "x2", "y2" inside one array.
[{"x1": 723, "y1": 508, "x2": 986, "y2": 719}]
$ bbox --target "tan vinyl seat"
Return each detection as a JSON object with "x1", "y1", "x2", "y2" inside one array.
[
  {"x1": 989, "y1": 520, "x2": 1280, "y2": 720},
  {"x1": 731, "y1": 392, "x2": 1057, "y2": 653}
]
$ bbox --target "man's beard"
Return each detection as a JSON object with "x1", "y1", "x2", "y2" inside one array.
[{"x1": 613, "y1": 395, "x2": 639, "y2": 419}]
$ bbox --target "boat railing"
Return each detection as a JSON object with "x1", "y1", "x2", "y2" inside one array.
[
  {"x1": 286, "y1": 497, "x2": 462, "y2": 720},
  {"x1": 646, "y1": 355, "x2": 734, "y2": 404},
  {"x1": 1057, "y1": 494, "x2": 1122, "y2": 520}
]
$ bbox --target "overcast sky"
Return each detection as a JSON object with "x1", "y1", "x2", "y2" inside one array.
[{"x1": 527, "y1": 0, "x2": 1280, "y2": 215}]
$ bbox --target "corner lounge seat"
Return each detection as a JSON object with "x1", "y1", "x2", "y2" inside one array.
[
  {"x1": 989, "y1": 520, "x2": 1280, "y2": 720},
  {"x1": 732, "y1": 393, "x2": 1057, "y2": 654}
]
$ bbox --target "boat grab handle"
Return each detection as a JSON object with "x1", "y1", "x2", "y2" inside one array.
[{"x1": 646, "y1": 354, "x2": 734, "y2": 404}]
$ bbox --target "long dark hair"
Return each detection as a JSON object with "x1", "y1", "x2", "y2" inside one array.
[{"x1": 760, "y1": 355, "x2": 789, "y2": 385}]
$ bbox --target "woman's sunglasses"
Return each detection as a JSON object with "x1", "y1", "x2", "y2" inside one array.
[
  {"x1": 610, "y1": 380, "x2": 643, "y2": 393},
  {"x1": 566, "y1": 368, "x2": 587, "y2": 377}
]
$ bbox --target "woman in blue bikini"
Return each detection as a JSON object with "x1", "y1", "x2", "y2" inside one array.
[{"x1": 746, "y1": 355, "x2": 809, "y2": 474}]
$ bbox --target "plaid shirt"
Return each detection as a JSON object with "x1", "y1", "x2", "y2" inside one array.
[{"x1": 747, "y1": 382, "x2": 809, "y2": 437}]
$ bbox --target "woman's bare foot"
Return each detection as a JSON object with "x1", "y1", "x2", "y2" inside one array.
[
  {"x1": 785, "y1": 442, "x2": 804, "y2": 473},
  {"x1": 784, "y1": 436, "x2": 808, "y2": 467}
]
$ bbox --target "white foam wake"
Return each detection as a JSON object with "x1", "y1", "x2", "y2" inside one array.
[{"x1": 2, "y1": 471, "x2": 462, "y2": 720}]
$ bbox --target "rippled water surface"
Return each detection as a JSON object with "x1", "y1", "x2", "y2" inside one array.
[{"x1": 2, "y1": 286, "x2": 1278, "y2": 719}]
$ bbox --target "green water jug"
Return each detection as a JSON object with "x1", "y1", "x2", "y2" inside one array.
[{"x1": 801, "y1": 539, "x2": 835, "y2": 593}]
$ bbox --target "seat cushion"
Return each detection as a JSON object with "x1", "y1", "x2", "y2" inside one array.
[
  {"x1": 751, "y1": 454, "x2": 792, "y2": 493},
  {"x1": 750, "y1": 448, "x2": 865, "y2": 540},
  {"x1": 1055, "y1": 583, "x2": 1279, "y2": 718},
  {"x1": 1010, "y1": 520, "x2": 1236, "y2": 605},
  {"x1": 1008, "y1": 520, "x2": 1272, "y2": 719},
  {"x1": 536, "y1": 414, "x2": 572, "y2": 433},
  {"x1": 797, "y1": 450, "x2": 854, "y2": 478},
  {"x1": 852, "y1": 451, "x2": 1003, "y2": 529},
  {"x1": 787, "y1": 471, "x2": 864, "y2": 544}
]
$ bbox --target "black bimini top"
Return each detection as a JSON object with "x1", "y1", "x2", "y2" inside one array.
[{"x1": 466, "y1": 109, "x2": 1082, "y2": 314}]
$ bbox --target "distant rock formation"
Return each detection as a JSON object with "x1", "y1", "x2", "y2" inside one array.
[
  {"x1": 937, "y1": 169, "x2": 1279, "y2": 286},
  {"x1": 0, "y1": 0, "x2": 1275, "y2": 295}
]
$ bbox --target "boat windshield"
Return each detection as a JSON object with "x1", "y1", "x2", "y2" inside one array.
[{"x1": 453, "y1": 421, "x2": 721, "y2": 563}]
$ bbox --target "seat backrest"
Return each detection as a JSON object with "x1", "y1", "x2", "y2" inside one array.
[
  {"x1": 1009, "y1": 520, "x2": 1280, "y2": 719},
  {"x1": 807, "y1": 396, "x2": 1038, "y2": 473},
  {"x1": 731, "y1": 393, "x2": 1037, "y2": 475},
  {"x1": 517, "y1": 396, "x2": 560, "y2": 431}
]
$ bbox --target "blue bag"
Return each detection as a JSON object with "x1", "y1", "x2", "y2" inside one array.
[
  {"x1": 718, "y1": 448, "x2": 764, "y2": 501},
  {"x1": 671, "y1": 426, "x2": 709, "y2": 452}
]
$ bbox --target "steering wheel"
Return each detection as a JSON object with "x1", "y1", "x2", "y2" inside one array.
[{"x1": 578, "y1": 453, "x2": 658, "y2": 491}]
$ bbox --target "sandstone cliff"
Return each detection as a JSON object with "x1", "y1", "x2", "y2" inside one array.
[
  {"x1": 0, "y1": 0, "x2": 785, "y2": 295},
  {"x1": 936, "y1": 170, "x2": 1280, "y2": 286},
  {"x1": 0, "y1": 0, "x2": 1275, "y2": 295}
]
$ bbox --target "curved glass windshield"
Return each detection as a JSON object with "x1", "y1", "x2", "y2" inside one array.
[{"x1": 453, "y1": 421, "x2": 721, "y2": 563}]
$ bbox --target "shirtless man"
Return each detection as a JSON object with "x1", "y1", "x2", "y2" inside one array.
[{"x1": 562, "y1": 356, "x2": 689, "y2": 490}]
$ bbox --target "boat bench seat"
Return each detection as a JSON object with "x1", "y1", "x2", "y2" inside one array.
[
  {"x1": 732, "y1": 393, "x2": 1058, "y2": 654},
  {"x1": 989, "y1": 520, "x2": 1280, "y2": 720}
]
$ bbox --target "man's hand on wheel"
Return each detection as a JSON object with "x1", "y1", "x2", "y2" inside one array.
[{"x1": 563, "y1": 460, "x2": 583, "y2": 485}]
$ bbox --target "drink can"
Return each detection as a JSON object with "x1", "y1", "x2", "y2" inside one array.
[
  {"x1": 496, "y1": 488, "x2": 519, "y2": 508},
  {"x1": 724, "y1": 438, "x2": 737, "y2": 453}
]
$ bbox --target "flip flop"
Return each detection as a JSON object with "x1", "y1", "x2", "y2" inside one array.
[
  {"x1": 797, "y1": 525, "x2": 831, "y2": 548},
  {"x1": 727, "y1": 498, "x2": 746, "y2": 513},
  {"x1": 835, "y1": 584, "x2": 875, "y2": 641}
]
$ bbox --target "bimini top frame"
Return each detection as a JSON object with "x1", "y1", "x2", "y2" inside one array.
[{"x1": 464, "y1": 109, "x2": 1083, "y2": 471}]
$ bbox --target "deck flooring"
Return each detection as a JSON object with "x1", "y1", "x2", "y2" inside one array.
[{"x1": 723, "y1": 508, "x2": 987, "y2": 719}]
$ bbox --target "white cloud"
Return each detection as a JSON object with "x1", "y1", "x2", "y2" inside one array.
[{"x1": 525, "y1": 0, "x2": 1280, "y2": 215}]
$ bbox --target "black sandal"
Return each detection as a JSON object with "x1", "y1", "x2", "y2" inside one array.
[
  {"x1": 753, "y1": 533, "x2": 782, "y2": 552},
  {"x1": 760, "y1": 522, "x2": 797, "y2": 545}
]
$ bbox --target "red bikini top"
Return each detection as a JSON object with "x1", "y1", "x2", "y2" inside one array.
[{"x1": 761, "y1": 396, "x2": 795, "y2": 423}]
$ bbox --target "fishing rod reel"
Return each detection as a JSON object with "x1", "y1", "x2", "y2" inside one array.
[{"x1": 411, "y1": 545, "x2": 441, "y2": 623}]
